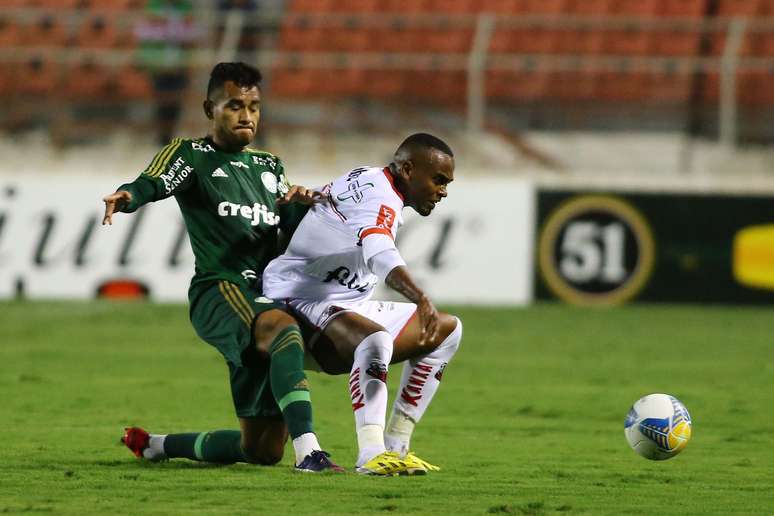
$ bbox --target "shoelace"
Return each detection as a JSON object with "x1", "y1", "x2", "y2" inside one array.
[{"x1": 310, "y1": 450, "x2": 331, "y2": 464}]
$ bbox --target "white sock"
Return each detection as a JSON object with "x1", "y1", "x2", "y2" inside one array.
[
  {"x1": 385, "y1": 317, "x2": 462, "y2": 454},
  {"x1": 292, "y1": 432, "x2": 321, "y2": 466},
  {"x1": 143, "y1": 434, "x2": 168, "y2": 461},
  {"x1": 349, "y1": 331, "x2": 393, "y2": 467}
]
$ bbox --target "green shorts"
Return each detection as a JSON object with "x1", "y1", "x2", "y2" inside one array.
[{"x1": 189, "y1": 279, "x2": 285, "y2": 419}]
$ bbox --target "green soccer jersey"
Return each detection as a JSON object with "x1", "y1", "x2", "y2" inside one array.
[{"x1": 118, "y1": 136, "x2": 305, "y2": 290}]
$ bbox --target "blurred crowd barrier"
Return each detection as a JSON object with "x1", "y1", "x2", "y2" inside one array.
[{"x1": 2, "y1": 0, "x2": 774, "y2": 150}]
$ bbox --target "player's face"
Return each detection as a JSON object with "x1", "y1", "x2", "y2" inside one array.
[
  {"x1": 407, "y1": 150, "x2": 454, "y2": 216},
  {"x1": 207, "y1": 81, "x2": 260, "y2": 149}
]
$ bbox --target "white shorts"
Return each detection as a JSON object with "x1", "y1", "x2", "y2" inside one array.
[
  {"x1": 287, "y1": 299, "x2": 417, "y2": 372},
  {"x1": 289, "y1": 298, "x2": 417, "y2": 338}
]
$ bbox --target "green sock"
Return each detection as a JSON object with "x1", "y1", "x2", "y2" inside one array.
[
  {"x1": 164, "y1": 430, "x2": 245, "y2": 464},
  {"x1": 269, "y1": 325, "x2": 314, "y2": 439}
]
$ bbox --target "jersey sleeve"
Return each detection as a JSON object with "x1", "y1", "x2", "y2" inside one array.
[
  {"x1": 337, "y1": 188, "x2": 403, "y2": 269},
  {"x1": 117, "y1": 138, "x2": 196, "y2": 213}
]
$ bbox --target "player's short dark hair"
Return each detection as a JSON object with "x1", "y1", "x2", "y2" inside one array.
[
  {"x1": 206, "y1": 62, "x2": 262, "y2": 100},
  {"x1": 397, "y1": 133, "x2": 454, "y2": 158}
]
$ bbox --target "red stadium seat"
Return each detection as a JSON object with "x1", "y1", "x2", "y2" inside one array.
[
  {"x1": 289, "y1": 0, "x2": 335, "y2": 12},
  {"x1": 382, "y1": 0, "x2": 430, "y2": 12},
  {"x1": 490, "y1": 27, "x2": 561, "y2": 54},
  {"x1": 332, "y1": 0, "x2": 380, "y2": 12},
  {"x1": 66, "y1": 60, "x2": 113, "y2": 99},
  {"x1": 518, "y1": 0, "x2": 567, "y2": 14},
  {"x1": 611, "y1": 0, "x2": 660, "y2": 15},
  {"x1": 279, "y1": 25, "x2": 327, "y2": 52},
  {"x1": 23, "y1": 15, "x2": 70, "y2": 47},
  {"x1": 420, "y1": 27, "x2": 474, "y2": 53},
  {"x1": 0, "y1": 17, "x2": 22, "y2": 47},
  {"x1": 116, "y1": 64, "x2": 153, "y2": 99},
  {"x1": 549, "y1": 70, "x2": 597, "y2": 101},
  {"x1": 603, "y1": 29, "x2": 652, "y2": 55},
  {"x1": 660, "y1": 0, "x2": 706, "y2": 16},
  {"x1": 556, "y1": 29, "x2": 605, "y2": 54},
  {"x1": 77, "y1": 15, "x2": 122, "y2": 48},
  {"x1": 364, "y1": 69, "x2": 408, "y2": 98},
  {"x1": 566, "y1": 0, "x2": 613, "y2": 14},
  {"x1": 17, "y1": 57, "x2": 59, "y2": 96},
  {"x1": 271, "y1": 68, "x2": 318, "y2": 98},
  {"x1": 651, "y1": 30, "x2": 701, "y2": 56},
  {"x1": 377, "y1": 25, "x2": 424, "y2": 52},
  {"x1": 716, "y1": 0, "x2": 762, "y2": 16},
  {"x1": 480, "y1": 0, "x2": 519, "y2": 14},
  {"x1": 426, "y1": 0, "x2": 477, "y2": 12},
  {"x1": 594, "y1": 70, "x2": 649, "y2": 101},
  {"x1": 486, "y1": 69, "x2": 550, "y2": 100},
  {"x1": 737, "y1": 70, "x2": 774, "y2": 105},
  {"x1": 649, "y1": 72, "x2": 693, "y2": 103}
]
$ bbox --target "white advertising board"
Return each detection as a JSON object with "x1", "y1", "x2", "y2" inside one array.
[{"x1": 0, "y1": 176, "x2": 534, "y2": 305}]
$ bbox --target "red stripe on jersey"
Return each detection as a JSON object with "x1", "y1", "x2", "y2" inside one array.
[
  {"x1": 328, "y1": 193, "x2": 347, "y2": 222},
  {"x1": 359, "y1": 227, "x2": 393, "y2": 241},
  {"x1": 383, "y1": 167, "x2": 404, "y2": 202}
]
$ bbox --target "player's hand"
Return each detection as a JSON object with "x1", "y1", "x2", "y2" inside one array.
[
  {"x1": 277, "y1": 185, "x2": 323, "y2": 206},
  {"x1": 102, "y1": 190, "x2": 132, "y2": 225},
  {"x1": 417, "y1": 295, "x2": 440, "y2": 347}
]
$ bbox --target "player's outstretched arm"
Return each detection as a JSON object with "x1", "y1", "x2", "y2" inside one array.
[
  {"x1": 385, "y1": 266, "x2": 440, "y2": 346},
  {"x1": 102, "y1": 190, "x2": 133, "y2": 226}
]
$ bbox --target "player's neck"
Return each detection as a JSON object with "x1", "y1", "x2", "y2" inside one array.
[
  {"x1": 207, "y1": 134, "x2": 247, "y2": 153},
  {"x1": 386, "y1": 163, "x2": 410, "y2": 202}
]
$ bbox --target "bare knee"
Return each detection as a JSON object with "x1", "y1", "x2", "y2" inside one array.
[
  {"x1": 431, "y1": 312, "x2": 461, "y2": 349},
  {"x1": 254, "y1": 309, "x2": 298, "y2": 354}
]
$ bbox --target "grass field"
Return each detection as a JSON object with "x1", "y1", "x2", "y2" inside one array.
[{"x1": 1, "y1": 301, "x2": 772, "y2": 515}]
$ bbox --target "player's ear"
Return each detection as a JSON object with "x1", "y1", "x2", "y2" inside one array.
[
  {"x1": 203, "y1": 100, "x2": 214, "y2": 119},
  {"x1": 400, "y1": 160, "x2": 413, "y2": 179}
]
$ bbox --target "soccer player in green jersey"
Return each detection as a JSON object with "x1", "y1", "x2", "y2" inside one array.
[{"x1": 101, "y1": 62, "x2": 342, "y2": 472}]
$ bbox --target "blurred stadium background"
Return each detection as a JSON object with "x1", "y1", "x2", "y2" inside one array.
[{"x1": 2, "y1": 0, "x2": 774, "y2": 304}]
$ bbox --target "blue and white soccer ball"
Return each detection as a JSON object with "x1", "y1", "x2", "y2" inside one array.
[{"x1": 624, "y1": 393, "x2": 692, "y2": 460}]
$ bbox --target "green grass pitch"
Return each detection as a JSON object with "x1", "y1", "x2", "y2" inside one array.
[{"x1": 1, "y1": 301, "x2": 772, "y2": 514}]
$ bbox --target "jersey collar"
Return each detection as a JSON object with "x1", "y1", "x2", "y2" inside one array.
[{"x1": 383, "y1": 167, "x2": 404, "y2": 203}]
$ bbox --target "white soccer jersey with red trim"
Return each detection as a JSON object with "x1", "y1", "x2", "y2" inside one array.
[{"x1": 263, "y1": 166, "x2": 405, "y2": 303}]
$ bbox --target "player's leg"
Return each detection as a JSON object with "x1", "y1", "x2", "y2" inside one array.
[
  {"x1": 322, "y1": 312, "x2": 395, "y2": 470},
  {"x1": 385, "y1": 312, "x2": 462, "y2": 458},
  {"x1": 251, "y1": 307, "x2": 340, "y2": 470}
]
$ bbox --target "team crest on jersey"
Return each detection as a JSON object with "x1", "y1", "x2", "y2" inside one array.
[
  {"x1": 192, "y1": 141, "x2": 214, "y2": 152},
  {"x1": 337, "y1": 180, "x2": 374, "y2": 203},
  {"x1": 261, "y1": 172, "x2": 278, "y2": 193}
]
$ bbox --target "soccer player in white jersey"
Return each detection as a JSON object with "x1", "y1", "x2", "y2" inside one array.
[{"x1": 263, "y1": 133, "x2": 463, "y2": 475}]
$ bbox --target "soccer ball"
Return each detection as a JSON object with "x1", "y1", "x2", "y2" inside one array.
[{"x1": 624, "y1": 393, "x2": 692, "y2": 460}]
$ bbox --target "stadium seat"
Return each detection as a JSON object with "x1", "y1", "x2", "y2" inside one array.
[
  {"x1": 331, "y1": 0, "x2": 380, "y2": 12},
  {"x1": 716, "y1": 0, "x2": 762, "y2": 16},
  {"x1": 603, "y1": 29, "x2": 652, "y2": 55},
  {"x1": 611, "y1": 0, "x2": 660, "y2": 15},
  {"x1": 556, "y1": 28, "x2": 605, "y2": 54},
  {"x1": 594, "y1": 70, "x2": 649, "y2": 101},
  {"x1": 649, "y1": 71, "x2": 693, "y2": 103},
  {"x1": 271, "y1": 68, "x2": 318, "y2": 98},
  {"x1": 486, "y1": 69, "x2": 550, "y2": 100},
  {"x1": 660, "y1": 0, "x2": 706, "y2": 16},
  {"x1": 289, "y1": 0, "x2": 335, "y2": 12},
  {"x1": 65, "y1": 60, "x2": 113, "y2": 99},
  {"x1": 279, "y1": 24, "x2": 327, "y2": 52},
  {"x1": 518, "y1": 0, "x2": 567, "y2": 14},
  {"x1": 382, "y1": 0, "x2": 430, "y2": 12},
  {"x1": 90, "y1": 0, "x2": 145, "y2": 9},
  {"x1": 650, "y1": 30, "x2": 701, "y2": 56},
  {"x1": 116, "y1": 64, "x2": 153, "y2": 99},
  {"x1": 77, "y1": 15, "x2": 122, "y2": 48},
  {"x1": 426, "y1": 0, "x2": 477, "y2": 12},
  {"x1": 377, "y1": 25, "x2": 424, "y2": 52},
  {"x1": 490, "y1": 27, "x2": 561, "y2": 54},
  {"x1": 480, "y1": 0, "x2": 520, "y2": 14},
  {"x1": 23, "y1": 15, "x2": 70, "y2": 47},
  {"x1": 0, "y1": 17, "x2": 22, "y2": 47},
  {"x1": 549, "y1": 70, "x2": 597, "y2": 101},
  {"x1": 17, "y1": 57, "x2": 59, "y2": 96},
  {"x1": 363, "y1": 69, "x2": 407, "y2": 98},
  {"x1": 565, "y1": 0, "x2": 612, "y2": 14},
  {"x1": 420, "y1": 27, "x2": 474, "y2": 53}
]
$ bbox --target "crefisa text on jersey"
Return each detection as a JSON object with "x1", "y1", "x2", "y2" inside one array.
[
  {"x1": 217, "y1": 201, "x2": 280, "y2": 226},
  {"x1": 160, "y1": 157, "x2": 194, "y2": 194}
]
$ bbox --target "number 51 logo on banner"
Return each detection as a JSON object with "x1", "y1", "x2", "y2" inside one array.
[{"x1": 538, "y1": 195, "x2": 656, "y2": 305}]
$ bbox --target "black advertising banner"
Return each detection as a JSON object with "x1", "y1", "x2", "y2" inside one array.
[{"x1": 535, "y1": 190, "x2": 774, "y2": 305}]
